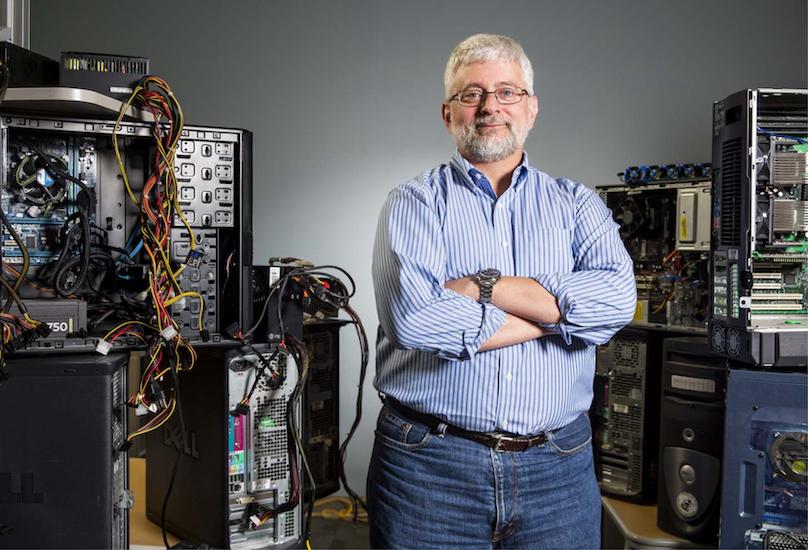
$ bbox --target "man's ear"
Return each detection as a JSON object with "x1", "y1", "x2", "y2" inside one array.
[
  {"x1": 441, "y1": 103, "x2": 452, "y2": 130},
  {"x1": 526, "y1": 94, "x2": 539, "y2": 129}
]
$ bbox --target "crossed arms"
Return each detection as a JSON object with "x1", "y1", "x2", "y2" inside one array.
[
  {"x1": 372, "y1": 181, "x2": 636, "y2": 360},
  {"x1": 443, "y1": 275, "x2": 561, "y2": 351}
]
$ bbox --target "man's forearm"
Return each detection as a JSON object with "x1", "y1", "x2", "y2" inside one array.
[
  {"x1": 492, "y1": 276, "x2": 562, "y2": 324},
  {"x1": 479, "y1": 313, "x2": 550, "y2": 351},
  {"x1": 445, "y1": 276, "x2": 562, "y2": 324}
]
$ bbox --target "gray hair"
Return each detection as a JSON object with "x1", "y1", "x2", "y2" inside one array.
[{"x1": 444, "y1": 34, "x2": 534, "y2": 98}]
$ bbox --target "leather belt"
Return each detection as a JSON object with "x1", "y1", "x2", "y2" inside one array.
[{"x1": 385, "y1": 397, "x2": 548, "y2": 452}]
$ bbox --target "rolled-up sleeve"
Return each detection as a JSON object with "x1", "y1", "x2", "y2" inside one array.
[
  {"x1": 535, "y1": 187, "x2": 636, "y2": 346},
  {"x1": 373, "y1": 184, "x2": 507, "y2": 360}
]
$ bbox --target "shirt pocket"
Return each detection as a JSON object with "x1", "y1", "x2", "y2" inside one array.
[{"x1": 519, "y1": 226, "x2": 574, "y2": 275}]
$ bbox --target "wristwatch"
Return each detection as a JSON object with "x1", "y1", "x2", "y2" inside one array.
[{"x1": 474, "y1": 268, "x2": 501, "y2": 304}]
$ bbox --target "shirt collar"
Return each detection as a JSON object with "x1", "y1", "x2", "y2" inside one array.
[{"x1": 449, "y1": 150, "x2": 530, "y2": 195}]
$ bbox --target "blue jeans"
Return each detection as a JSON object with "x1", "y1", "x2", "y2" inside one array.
[{"x1": 367, "y1": 404, "x2": 601, "y2": 549}]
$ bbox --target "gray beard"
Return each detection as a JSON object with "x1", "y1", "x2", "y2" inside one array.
[{"x1": 451, "y1": 119, "x2": 529, "y2": 163}]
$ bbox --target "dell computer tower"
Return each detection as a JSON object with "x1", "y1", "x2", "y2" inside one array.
[
  {"x1": 145, "y1": 344, "x2": 303, "y2": 549},
  {"x1": 0, "y1": 353, "x2": 129, "y2": 549}
]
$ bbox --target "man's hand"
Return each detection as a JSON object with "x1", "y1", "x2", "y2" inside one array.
[{"x1": 444, "y1": 276, "x2": 479, "y2": 301}]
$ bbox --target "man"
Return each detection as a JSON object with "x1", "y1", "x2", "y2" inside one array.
[{"x1": 369, "y1": 34, "x2": 636, "y2": 549}]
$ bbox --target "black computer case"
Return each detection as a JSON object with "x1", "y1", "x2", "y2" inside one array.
[
  {"x1": 592, "y1": 327, "x2": 663, "y2": 503},
  {"x1": 302, "y1": 320, "x2": 345, "y2": 500},
  {"x1": 709, "y1": 89, "x2": 807, "y2": 367},
  {"x1": 656, "y1": 337, "x2": 726, "y2": 544},
  {"x1": 0, "y1": 352, "x2": 129, "y2": 549}
]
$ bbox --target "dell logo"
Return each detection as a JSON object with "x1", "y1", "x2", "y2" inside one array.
[
  {"x1": 162, "y1": 426, "x2": 200, "y2": 459},
  {"x1": 0, "y1": 473, "x2": 43, "y2": 504}
]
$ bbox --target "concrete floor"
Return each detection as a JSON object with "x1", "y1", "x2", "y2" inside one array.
[{"x1": 310, "y1": 516, "x2": 370, "y2": 549}]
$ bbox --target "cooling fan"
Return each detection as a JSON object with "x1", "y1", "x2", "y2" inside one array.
[{"x1": 615, "y1": 198, "x2": 646, "y2": 238}]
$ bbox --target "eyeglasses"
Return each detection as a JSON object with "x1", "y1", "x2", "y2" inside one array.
[{"x1": 448, "y1": 86, "x2": 529, "y2": 107}]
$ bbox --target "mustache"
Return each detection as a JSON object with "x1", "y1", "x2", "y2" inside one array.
[{"x1": 473, "y1": 116, "x2": 512, "y2": 128}]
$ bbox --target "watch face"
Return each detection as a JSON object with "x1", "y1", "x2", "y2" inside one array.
[{"x1": 476, "y1": 268, "x2": 501, "y2": 284}]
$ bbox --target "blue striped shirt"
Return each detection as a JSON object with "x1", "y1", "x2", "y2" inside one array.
[{"x1": 372, "y1": 152, "x2": 636, "y2": 434}]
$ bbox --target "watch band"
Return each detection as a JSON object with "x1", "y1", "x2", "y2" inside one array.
[
  {"x1": 474, "y1": 268, "x2": 501, "y2": 304},
  {"x1": 479, "y1": 283, "x2": 494, "y2": 304}
]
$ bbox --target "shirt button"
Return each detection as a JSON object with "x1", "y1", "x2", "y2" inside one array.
[
  {"x1": 506, "y1": 373, "x2": 512, "y2": 381},
  {"x1": 500, "y1": 240, "x2": 508, "y2": 248},
  {"x1": 501, "y1": 420, "x2": 509, "y2": 428}
]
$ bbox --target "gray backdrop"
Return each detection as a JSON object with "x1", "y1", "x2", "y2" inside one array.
[{"x1": 32, "y1": 0, "x2": 807, "y2": 496}]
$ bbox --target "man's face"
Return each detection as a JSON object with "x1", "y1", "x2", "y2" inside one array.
[{"x1": 442, "y1": 59, "x2": 538, "y2": 163}]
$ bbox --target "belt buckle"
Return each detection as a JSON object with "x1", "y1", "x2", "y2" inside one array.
[{"x1": 491, "y1": 433, "x2": 506, "y2": 452}]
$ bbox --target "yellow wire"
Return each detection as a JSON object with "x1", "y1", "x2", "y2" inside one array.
[
  {"x1": 137, "y1": 343, "x2": 165, "y2": 397},
  {"x1": 150, "y1": 125, "x2": 196, "y2": 253},
  {"x1": 22, "y1": 313, "x2": 40, "y2": 327},
  {"x1": 113, "y1": 85, "x2": 143, "y2": 205},
  {"x1": 127, "y1": 397, "x2": 176, "y2": 441},
  {"x1": 163, "y1": 291, "x2": 205, "y2": 331},
  {"x1": 143, "y1": 233, "x2": 181, "y2": 294},
  {"x1": 312, "y1": 496, "x2": 368, "y2": 523}
]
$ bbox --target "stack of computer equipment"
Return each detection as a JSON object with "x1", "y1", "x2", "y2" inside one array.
[
  {"x1": 711, "y1": 88, "x2": 808, "y2": 549},
  {"x1": 594, "y1": 169, "x2": 713, "y2": 504},
  {"x1": 0, "y1": 45, "x2": 265, "y2": 549}
]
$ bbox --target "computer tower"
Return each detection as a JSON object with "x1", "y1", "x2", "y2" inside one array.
[
  {"x1": 0, "y1": 113, "x2": 254, "y2": 354},
  {"x1": 592, "y1": 327, "x2": 663, "y2": 503},
  {"x1": 656, "y1": 337, "x2": 726, "y2": 543},
  {"x1": 145, "y1": 344, "x2": 303, "y2": 549},
  {"x1": 302, "y1": 320, "x2": 346, "y2": 500},
  {"x1": 719, "y1": 369, "x2": 807, "y2": 549},
  {"x1": 249, "y1": 265, "x2": 304, "y2": 343},
  {"x1": 709, "y1": 89, "x2": 807, "y2": 367},
  {"x1": 597, "y1": 180, "x2": 711, "y2": 332},
  {"x1": 0, "y1": 353, "x2": 129, "y2": 549}
]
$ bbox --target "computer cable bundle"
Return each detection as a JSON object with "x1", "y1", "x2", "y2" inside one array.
[
  {"x1": 245, "y1": 260, "x2": 370, "y2": 533},
  {"x1": 229, "y1": 317, "x2": 315, "y2": 543},
  {"x1": 109, "y1": 75, "x2": 213, "y2": 549},
  {"x1": 238, "y1": 336, "x2": 315, "y2": 547},
  {"x1": 282, "y1": 263, "x2": 369, "y2": 523},
  {"x1": 103, "y1": 76, "x2": 205, "y2": 442}
]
